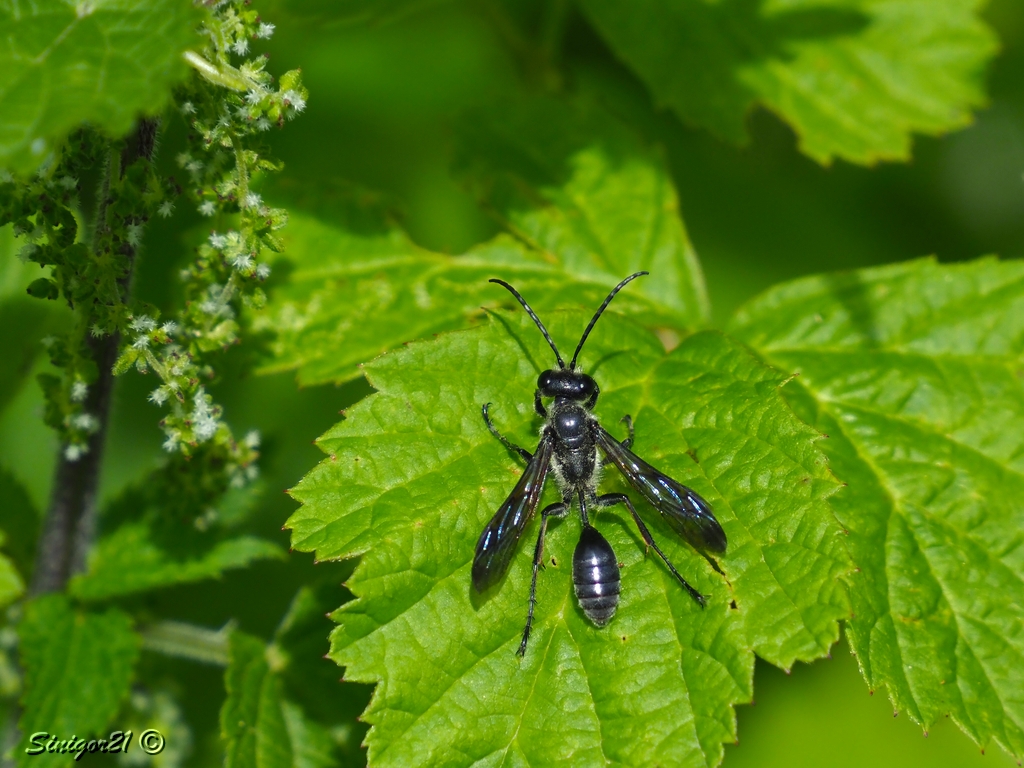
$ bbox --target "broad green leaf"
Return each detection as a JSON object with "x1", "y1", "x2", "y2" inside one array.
[
  {"x1": 0, "y1": 0, "x2": 201, "y2": 172},
  {"x1": 0, "y1": 531, "x2": 23, "y2": 609},
  {"x1": 729, "y1": 257, "x2": 1024, "y2": 760},
  {"x1": 578, "y1": 0, "x2": 997, "y2": 165},
  {"x1": 69, "y1": 522, "x2": 284, "y2": 600},
  {"x1": 69, "y1": 475, "x2": 284, "y2": 599},
  {"x1": 17, "y1": 594, "x2": 139, "y2": 767},
  {"x1": 259, "y1": 104, "x2": 708, "y2": 386},
  {"x1": 273, "y1": 581, "x2": 371, "y2": 759},
  {"x1": 454, "y1": 97, "x2": 710, "y2": 327},
  {"x1": 222, "y1": 630, "x2": 344, "y2": 768},
  {"x1": 287, "y1": 310, "x2": 849, "y2": 766}
]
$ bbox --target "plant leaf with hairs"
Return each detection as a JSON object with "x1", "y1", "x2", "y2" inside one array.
[
  {"x1": 578, "y1": 0, "x2": 997, "y2": 164},
  {"x1": 729, "y1": 257, "x2": 1024, "y2": 760},
  {"x1": 286, "y1": 309, "x2": 849, "y2": 767}
]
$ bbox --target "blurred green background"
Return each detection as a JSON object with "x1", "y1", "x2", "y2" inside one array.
[{"x1": 2, "y1": 0, "x2": 1022, "y2": 764}]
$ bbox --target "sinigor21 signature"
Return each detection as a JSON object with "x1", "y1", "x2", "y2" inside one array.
[{"x1": 25, "y1": 729, "x2": 166, "y2": 760}]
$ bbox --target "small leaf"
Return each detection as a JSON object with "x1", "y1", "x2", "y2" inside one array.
[
  {"x1": 69, "y1": 522, "x2": 284, "y2": 600},
  {"x1": 0, "y1": 466, "x2": 39, "y2": 578},
  {"x1": 288, "y1": 309, "x2": 848, "y2": 766},
  {"x1": 0, "y1": 0, "x2": 201, "y2": 171},
  {"x1": 578, "y1": 0, "x2": 998, "y2": 165},
  {"x1": 24, "y1": 278, "x2": 58, "y2": 300},
  {"x1": 17, "y1": 595, "x2": 139, "y2": 767},
  {"x1": 260, "y1": 103, "x2": 708, "y2": 385},
  {"x1": 0, "y1": 230, "x2": 71, "y2": 413},
  {"x1": 221, "y1": 630, "x2": 344, "y2": 768},
  {"x1": 729, "y1": 257, "x2": 1024, "y2": 760},
  {"x1": 0, "y1": 531, "x2": 24, "y2": 609}
]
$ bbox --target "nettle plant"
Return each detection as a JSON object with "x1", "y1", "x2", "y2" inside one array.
[{"x1": 0, "y1": 1, "x2": 1022, "y2": 768}]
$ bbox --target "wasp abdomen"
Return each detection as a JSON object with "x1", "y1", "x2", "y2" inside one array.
[{"x1": 573, "y1": 525, "x2": 621, "y2": 626}]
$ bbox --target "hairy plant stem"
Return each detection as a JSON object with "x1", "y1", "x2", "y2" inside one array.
[
  {"x1": 139, "y1": 620, "x2": 235, "y2": 666},
  {"x1": 30, "y1": 118, "x2": 160, "y2": 595}
]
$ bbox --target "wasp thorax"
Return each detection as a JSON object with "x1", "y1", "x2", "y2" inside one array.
[
  {"x1": 538, "y1": 369, "x2": 597, "y2": 401},
  {"x1": 573, "y1": 525, "x2": 621, "y2": 626},
  {"x1": 553, "y1": 410, "x2": 588, "y2": 449}
]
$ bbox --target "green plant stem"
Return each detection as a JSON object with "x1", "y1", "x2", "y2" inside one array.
[
  {"x1": 140, "y1": 620, "x2": 234, "y2": 666},
  {"x1": 232, "y1": 136, "x2": 250, "y2": 206},
  {"x1": 30, "y1": 118, "x2": 160, "y2": 594}
]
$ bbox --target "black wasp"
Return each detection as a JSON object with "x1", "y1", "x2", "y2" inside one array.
[{"x1": 472, "y1": 272, "x2": 727, "y2": 656}]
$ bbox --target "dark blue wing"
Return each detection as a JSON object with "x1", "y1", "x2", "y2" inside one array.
[
  {"x1": 596, "y1": 426, "x2": 726, "y2": 554},
  {"x1": 472, "y1": 436, "x2": 554, "y2": 592}
]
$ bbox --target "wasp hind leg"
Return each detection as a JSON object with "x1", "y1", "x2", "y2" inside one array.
[
  {"x1": 518, "y1": 499, "x2": 570, "y2": 657},
  {"x1": 597, "y1": 492, "x2": 707, "y2": 607}
]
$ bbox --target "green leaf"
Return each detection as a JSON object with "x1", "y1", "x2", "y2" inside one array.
[
  {"x1": 454, "y1": 96, "x2": 710, "y2": 327},
  {"x1": 259, "y1": 103, "x2": 708, "y2": 386},
  {"x1": 69, "y1": 522, "x2": 284, "y2": 600},
  {"x1": 273, "y1": 580, "x2": 371, "y2": 754},
  {"x1": 0, "y1": 227, "x2": 70, "y2": 413},
  {"x1": 287, "y1": 309, "x2": 849, "y2": 766},
  {"x1": 17, "y1": 594, "x2": 139, "y2": 767},
  {"x1": 728, "y1": 257, "x2": 1024, "y2": 760},
  {"x1": 578, "y1": 0, "x2": 998, "y2": 165},
  {"x1": 270, "y1": 0, "x2": 453, "y2": 27},
  {"x1": 222, "y1": 630, "x2": 344, "y2": 768},
  {"x1": 0, "y1": 466, "x2": 39, "y2": 578},
  {"x1": 0, "y1": 296, "x2": 66, "y2": 414},
  {"x1": 69, "y1": 475, "x2": 284, "y2": 599},
  {"x1": 0, "y1": 0, "x2": 201, "y2": 172},
  {"x1": 0, "y1": 531, "x2": 24, "y2": 609}
]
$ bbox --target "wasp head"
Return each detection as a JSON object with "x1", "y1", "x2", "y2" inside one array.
[{"x1": 538, "y1": 368, "x2": 598, "y2": 403}]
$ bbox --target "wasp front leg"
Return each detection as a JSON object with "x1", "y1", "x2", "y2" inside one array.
[{"x1": 482, "y1": 403, "x2": 532, "y2": 463}]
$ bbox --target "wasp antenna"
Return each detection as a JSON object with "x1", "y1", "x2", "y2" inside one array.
[
  {"x1": 489, "y1": 278, "x2": 566, "y2": 368},
  {"x1": 570, "y1": 271, "x2": 648, "y2": 369}
]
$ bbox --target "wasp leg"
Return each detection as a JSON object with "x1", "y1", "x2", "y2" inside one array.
[
  {"x1": 597, "y1": 492, "x2": 707, "y2": 607},
  {"x1": 534, "y1": 390, "x2": 547, "y2": 418},
  {"x1": 619, "y1": 414, "x2": 634, "y2": 450},
  {"x1": 518, "y1": 500, "x2": 570, "y2": 657},
  {"x1": 482, "y1": 403, "x2": 532, "y2": 463}
]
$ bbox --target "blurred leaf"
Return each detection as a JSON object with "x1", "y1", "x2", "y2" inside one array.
[
  {"x1": 578, "y1": 0, "x2": 998, "y2": 165},
  {"x1": 69, "y1": 522, "x2": 284, "y2": 600},
  {"x1": 0, "y1": 466, "x2": 38, "y2": 578},
  {"x1": 222, "y1": 630, "x2": 342, "y2": 768},
  {"x1": 0, "y1": 297, "x2": 65, "y2": 414},
  {"x1": 0, "y1": 531, "x2": 23, "y2": 609},
  {"x1": 0, "y1": 227, "x2": 70, "y2": 413},
  {"x1": 265, "y1": 0, "x2": 452, "y2": 27},
  {"x1": 455, "y1": 96, "x2": 710, "y2": 327},
  {"x1": 273, "y1": 580, "x2": 370, "y2": 746},
  {"x1": 0, "y1": 0, "x2": 201, "y2": 172},
  {"x1": 259, "y1": 103, "x2": 708, "y2": 385},
  {"x1": 69, "y1": 466, "x2": 283, "y2": 599},
  {"x1": 17, "y1": 594, "x2": 138, "y2": 767},
  {"x1": 287, "y1": 307, "x2": 848, "y2": 766},
  {"x1": 729, "y1": 257, "x2": 1024, "y2": 760}
]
